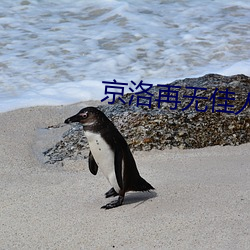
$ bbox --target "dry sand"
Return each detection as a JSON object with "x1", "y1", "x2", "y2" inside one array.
[{"x1": 0, "y1": 102, "x2": 249, "y2": 249}]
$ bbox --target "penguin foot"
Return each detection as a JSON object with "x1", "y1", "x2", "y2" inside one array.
[
  {"x1": 105, "y1": 187, "x2": 118, "y2": 198},
  {"x1": 101, "y1": 196, "x2": 124, "y2": 209}
]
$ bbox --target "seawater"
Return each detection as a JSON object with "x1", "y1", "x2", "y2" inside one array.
[{"x1": 0, "y1": 0, "x2": 250, "y2": 112}]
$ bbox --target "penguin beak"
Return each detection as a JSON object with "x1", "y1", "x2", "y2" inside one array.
[{"x1": 64, "y1": 114, "x2": 81, "y2": 124}]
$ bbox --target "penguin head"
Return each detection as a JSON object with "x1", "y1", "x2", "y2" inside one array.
[{"x1": 65, "y1": 107, "x2": 109, "y2": 129}]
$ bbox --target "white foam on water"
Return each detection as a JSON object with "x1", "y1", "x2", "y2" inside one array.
[{"x1": 0, "y1": 0, "x2": 249, "y2": 112}]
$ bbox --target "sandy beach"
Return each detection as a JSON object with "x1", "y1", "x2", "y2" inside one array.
[{"x1": 0, "y1": 102, "x2": 249, "y2": 249}]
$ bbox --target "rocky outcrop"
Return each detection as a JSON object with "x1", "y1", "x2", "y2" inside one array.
[{"x1": 44, "y1": 74, "x2": 250, "y2": 164}]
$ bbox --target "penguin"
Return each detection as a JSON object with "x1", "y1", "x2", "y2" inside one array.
[{"x1": 65, "y1": 107, "x2": 154, "y2": 209}]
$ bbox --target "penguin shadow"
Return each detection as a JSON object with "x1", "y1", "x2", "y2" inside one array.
[{"x1": 122, "y1": 190, "x2": 157, "y2": 208}]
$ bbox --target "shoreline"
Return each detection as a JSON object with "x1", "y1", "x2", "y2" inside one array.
[{"x1": 0, "y1": 102, "x2": 249, "y2": 249}]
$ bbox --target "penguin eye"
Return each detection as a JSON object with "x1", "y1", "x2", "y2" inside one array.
[{"x1": 79, "y1": 112, "x2": 88, "y2": 119}]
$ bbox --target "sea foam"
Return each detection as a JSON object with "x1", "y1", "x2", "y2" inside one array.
[{"x1": 0, "y1": 0, "x2": 249, "y2": 112}]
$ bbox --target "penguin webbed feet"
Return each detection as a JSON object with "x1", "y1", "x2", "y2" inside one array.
[
  {"x1": 105, "y1": 187, "x2": 118, "y2": 198},
  {"x1": 101, "y1": 196, "x2": 124, "y2": 209}
]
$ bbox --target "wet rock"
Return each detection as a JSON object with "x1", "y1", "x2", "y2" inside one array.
[{"x1": 43, "y1": 74, "x2": 250, "y2": 164}]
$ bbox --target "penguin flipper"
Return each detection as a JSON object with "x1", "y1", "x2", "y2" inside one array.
[
  {"x1": 88, "y1": 151, "x2": 98, "y2": 175},
  {"x1": 114, "y1": 146, "x2": 124, "y2": 190}
]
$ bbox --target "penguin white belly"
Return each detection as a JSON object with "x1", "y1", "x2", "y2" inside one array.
[{"x1": 85, "y1": 131, "x2": 120, "y2": 193}]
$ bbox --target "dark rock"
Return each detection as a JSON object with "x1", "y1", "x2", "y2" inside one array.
[{"x1": 43, "y1": 74, "x2": 250, "y2": 164}]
